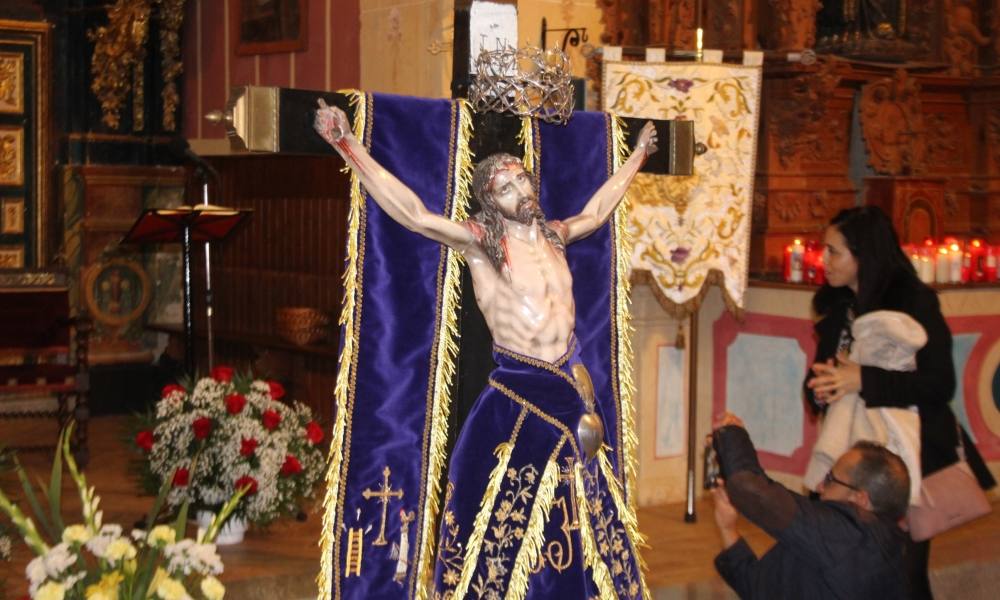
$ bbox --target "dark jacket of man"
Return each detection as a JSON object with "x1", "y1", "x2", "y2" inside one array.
[{"x1": 712, "y1": 425, "x2": 909, "y2": 600}]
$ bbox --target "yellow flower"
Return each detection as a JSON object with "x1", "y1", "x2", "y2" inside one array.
[
  {"x1": 36, "y1": 581, "x2": 66, "y2": 600},
  {"x1": 62, "y1": 524, "x2": 92, "y2": 545},
  {"x1": 123, "y1": 558, "x2": 138, "y2": 576},
  {"x1": 105, "y1": 539, "x2": 137, "y2": 563},
  {"x1": 155, "y1": 577, "x2": 188, "y2": 600},
  {"x1": 147, "y1": 568, "x2": 168, "y2": 599},
  {"x1": 85, "y1": 570, "x2": 124, "y2": 600},
  {"x1": 200, "y1": 576, "x2": 225, "y2": 600},
  {"x1": 147, "y1": 525, "x2": 176, "y2": 546}
]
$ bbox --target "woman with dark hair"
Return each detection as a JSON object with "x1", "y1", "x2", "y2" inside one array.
[{"x1": 805, "y1": 205, "x2": 995, "y2": 599}]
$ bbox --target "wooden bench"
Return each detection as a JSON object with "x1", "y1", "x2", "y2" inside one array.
[{"x1": 0, "y1": 273, "x2": 92, "y2": 466}]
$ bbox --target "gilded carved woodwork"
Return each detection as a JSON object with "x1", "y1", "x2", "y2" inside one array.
[
  {"x1": 859, "y1": 69, "x2": 926, "y2": 175},
  {"x1": 0, "y1": 126, "x2": 23, "y2": 186},
  {"x1": 706, "y1": 0, "x2": 745, "y2": 53},
  {"x1": 765, "y1": 0, "x2": 821, "y2": 50},
  {"x1": 597, "y1": 0, "x2": 647, "y2": 46},
  {"x1": 942, "y1": 0, "x2": 990, "y2": 77},
  {"x1": 987, "y1": 107, "x2": 1000, "y2": 171},
  {"x1": 88, "y1": 0, "x2": 185, "y2": 131},
  {"x1": 88, "y1": 0, "x2": 152, "y2": 130},
  {"x1": 158, "y1": 0, "x2": 185, "y2": 131},
  {"x1": 768, "y1": 59, "x2": 845, "y2": 168},
  {"x1": 0, "y1": 52, "x2": 23, "y2": 113},
  {"x1": 925, "y1": 113, "x2": 964, "y2": 169}
]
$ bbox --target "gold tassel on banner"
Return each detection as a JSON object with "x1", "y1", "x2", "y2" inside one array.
[
  {"x1": 318, "y1": 90, "x2": 369, "y2": 600},
  {"x1": 413, "y1": 99, "x2": 475, "y2": 599}
]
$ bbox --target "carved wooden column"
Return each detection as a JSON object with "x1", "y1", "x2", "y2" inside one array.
[
  {"x1": 761, "y1": 0, "x2": 821, "y2": 51},
  {"x1": 751, "y1": 59, "x2": 856, "y2": 273}
]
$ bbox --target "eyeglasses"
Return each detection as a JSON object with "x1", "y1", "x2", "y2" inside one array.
[{"x1": 823, "y1": 470, "x2": 861, "y2": 492}]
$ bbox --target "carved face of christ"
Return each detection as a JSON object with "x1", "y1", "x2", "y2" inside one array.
[{"x1": 488, "y1": 163, "x2": 541, "y2": 226}]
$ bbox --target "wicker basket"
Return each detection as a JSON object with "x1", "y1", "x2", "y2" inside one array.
[{"x1": 275, "y1": 307, "x2": 329, "y2": 346}]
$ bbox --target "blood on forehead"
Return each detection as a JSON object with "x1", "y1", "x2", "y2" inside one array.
[{"x1": 487, "y1": 160, "x2": 526, "y2": 195}]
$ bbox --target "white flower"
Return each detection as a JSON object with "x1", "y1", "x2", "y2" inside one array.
[
  {"x1": 85, "y1": 524, "x2": 124, "y2": 558},
  {"x1": 200, "y1": 575, "x2": 225, "y2": 600},
  {"x1": 35, "y1": 581, "x2": 65, "y2": 600},
  {"x1": 41, "y1": 543, "x2": 77, "y2": 579},
  {"x1": 164, "y1": 539, "x2": 223, "y2": 576},
  {"x1": 130, "y1": 528, "x2": 146, "y2": 542},
  {"x1": 0, "y1": 534, "x2": 11, "y2": 560},
  {"x1": 26, "y1": 555, "x2": 46, "y2": 593},
  {"x1": 61, "y1": 524, "x2": 91, "y2": 546}
]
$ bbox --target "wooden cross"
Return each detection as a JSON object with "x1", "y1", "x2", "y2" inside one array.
[{"x1": 362, "y1": 465, "x2": 404, "y2": 546}]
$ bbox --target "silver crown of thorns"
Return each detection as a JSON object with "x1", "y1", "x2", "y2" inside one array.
[{"x1": 469, "y1": 45, "x2": 574, "y2": 125}]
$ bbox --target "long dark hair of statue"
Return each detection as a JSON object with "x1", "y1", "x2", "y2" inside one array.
[
  {"x1": 471, "y1": 153, "x2": 565, "y2": 274},
  {"x1": 813, "y1": 205, "x2": 923, "y2": 317}
]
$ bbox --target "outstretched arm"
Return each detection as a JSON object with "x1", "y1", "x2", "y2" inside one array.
[
  {"x1": 314, "y1": 99, "x2": 475, "y2": 251},
  {"x1": 561, "y1": 121, "x2": 658, "y2": 244}
]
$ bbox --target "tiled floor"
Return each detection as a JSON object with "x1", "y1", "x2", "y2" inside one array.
[{"x1": 2, "y1": 416, "x2": 998, "y2": 599}]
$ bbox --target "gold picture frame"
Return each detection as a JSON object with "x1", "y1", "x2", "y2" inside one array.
[
  {"x1": 235, "y1": 0, "x2": 307, "y2": 55},
  {"x1": 1, "y1": 197, "x2": 23, "y2": 233},
  {"x1": 0, "y1": 126, "x2": 23, "y2": 186},
  {"x1": 0, "y1": 51, "x2": 23, "y2": 114},
  {"x1": 0, "y1": 245, "x2": 24, "y2": 269}
]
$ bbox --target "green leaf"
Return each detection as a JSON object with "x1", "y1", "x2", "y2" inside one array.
[
  {"x1": 144, "y1": 471, "x2": 173, "y2": 532},
  {"x1": 173, "y1": 497, "x2": 190, "y2": 541},
  {"x1": 48, "y1": 429, "x2": 65, "y2": 533},
  {"x1": 13, "y1": 456, "x2": 56, "y2": 541}
]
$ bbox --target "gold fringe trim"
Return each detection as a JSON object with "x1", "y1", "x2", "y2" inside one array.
[
  {"x1": 452, "y1": 440, "x2": 516, "y2": 599},
  {"x1": 517, "y1": 116, "x2": 535, "y2": 173},
  {"x1": 317, "y1": 89, "x2": 368, "y2": 600},
  {"x1": 413, "y1": 99, "x2": 475, "y2": 600},
  {"x1": 630, "y1": 268, "x2": 746, "y2": 322},
  {"x1": 505, "y1": 437, "x2": 566, "y2": 600},
  {"x1": 575, "y1": 462, "x2": 618, "y2": 600},
  {"x1": 609, "y1": 115, "x2": 640, "y2": 511}
]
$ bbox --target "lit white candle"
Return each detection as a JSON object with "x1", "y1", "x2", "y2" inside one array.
[
  {"x1": 936, "y1": 248, "x2": 950, "y2": 284},
  {"x1": 949, "y1": 243, "x2": 963, "y2": 283}
]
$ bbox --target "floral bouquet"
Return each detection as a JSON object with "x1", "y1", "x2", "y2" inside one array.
[
  {"x1": 133, "y1": 366, "x2": 326, "y2": 526},
  {"x1": 0, "y1": 425, "x2": 243, "y2": 599}
]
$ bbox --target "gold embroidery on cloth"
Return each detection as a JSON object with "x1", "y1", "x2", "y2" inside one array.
[
  {"x1": 584, "y1": 460, "x2": 642, "y2": 598},
  {"x1": 506, "y1": 437, "x2": 566, "y2": 600},
  {"x1": 451, "y1": 408, "x2": 529, "y2": 598}
]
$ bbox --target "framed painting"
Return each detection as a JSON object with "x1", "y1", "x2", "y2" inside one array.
[{"x1": 235, "y1": 0, "x2": 307, "y2": 55}]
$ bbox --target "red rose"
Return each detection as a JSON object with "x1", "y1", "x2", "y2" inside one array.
[
  {"x1": 161, "y1": 384, "x2": 185, "y2": 398},
  {"x1": 192, "y1": 416, "x2": 213, "y2": 440},
  {"x1": 210, "y1": 365, "x2": 234, "y2": 383},
  {"x1": 172, "y1": 468, "x2": 190, "y2": 487},
  {"x1": 225, "y1": 393, "x2": 247, "y2": 415},
  {"x1": 280, "y1": 454, "x2": 303, "y2": 476},
  {"x1": 239, "y1": 437, "x2": 258, "y2": 457},
  {"x1": 268, "y1": 381, "x2": 285, "y2": 400},
  {"x1": 262, "y1": 409, "x2": 282, "y2": 431},
  {"x1": 235, "y1": 475, "x2": 258, "y2": 495},
  {"x1": 135, "y1": 430, "x2": 154, "y2": 452},
  {"x1": 305, "y1": 421, "x2": 324, "y2": 445}
]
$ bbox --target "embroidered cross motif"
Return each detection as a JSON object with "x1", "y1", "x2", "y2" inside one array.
[{"x1": 362, "y1": 465, "x2": 405, "y2": 546}]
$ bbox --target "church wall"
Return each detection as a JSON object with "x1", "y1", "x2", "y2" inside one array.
[
  {"x1": 634, "y1": 282, "x2": 1000, "y2": 505},
  {"x1": 359, "y1": 0, "x2": 452, "y2": 99},
  {"x1": 182, "y1": 0, "x2": 361, "y2": 154}
]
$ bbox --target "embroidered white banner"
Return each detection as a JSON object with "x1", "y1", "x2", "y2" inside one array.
[{"x1": 603, "y1": 60, "x2": 762, "y2": 315}]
